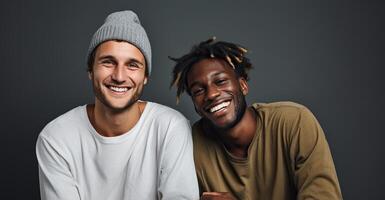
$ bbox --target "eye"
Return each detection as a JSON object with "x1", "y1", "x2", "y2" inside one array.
[
  {"x1": 191, "y1": 87, "x2": 205, "y2": 97},
  {"x1": 127, "y1": 62, "x2": 141, "y2": 69},
  {"x1": 215, "y1": 79, "x2": 227, "y2": 85},
  {"x1": 101, "y1": 60, "x2": 115, "y2": 68}
]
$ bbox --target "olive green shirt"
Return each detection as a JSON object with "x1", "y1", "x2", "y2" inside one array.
[{"x1": 192, "y1": 102, "x2": 342, "y2": 200}]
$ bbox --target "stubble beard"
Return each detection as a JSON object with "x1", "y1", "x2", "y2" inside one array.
[
  {"x1": 93, "y1": 82, "x2": 144, "y2": 114},
  {"x1": 205, "y1": 90, "x2": 247, "y2": 132}
]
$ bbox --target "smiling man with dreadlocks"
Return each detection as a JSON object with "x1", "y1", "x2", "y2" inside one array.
[{"x1": 170, "y1": 37, "x2": 342, "y2": 200}]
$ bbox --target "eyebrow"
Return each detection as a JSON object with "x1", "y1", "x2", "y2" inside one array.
[
  {"x1": 97, "y1": 55, "x2": 145, "y2": 66},
  {"x1": 188, "y1": 71, "x2": 225, "y2": 89},
  {"x1": 97, "y1": 55, "x2": 115, "y2": 62}
]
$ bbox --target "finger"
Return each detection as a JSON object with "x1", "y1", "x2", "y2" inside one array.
[{"x1": 202, "y1": 192, "x2": 223, "y2": 196}]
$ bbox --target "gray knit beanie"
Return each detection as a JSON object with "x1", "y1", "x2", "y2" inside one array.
[{"x1": 87, "y1": 10, "x2": 152, "y2": 75}]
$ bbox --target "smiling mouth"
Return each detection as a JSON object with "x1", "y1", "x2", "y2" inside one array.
[
  {"x1": 207, "y1": 101, "x2": 231, "y2": 113},
  {"x1": 107, "y1": 85, "x2": 130, "y2": 93}
]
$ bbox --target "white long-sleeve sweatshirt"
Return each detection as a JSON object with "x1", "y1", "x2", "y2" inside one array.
[{"x1": 36, "y1": 102, "x2": 199, "y2": 200}]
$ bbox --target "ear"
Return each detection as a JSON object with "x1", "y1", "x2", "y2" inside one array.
[
  {"x1": 88, "y1": 71, "x2": 93, "y2": 80},
  {"x1": 238, "y1": 77, "x2": 249, "y2": 96},
  {"x1": 143, "y1": 77, "x2": 148, "y2": 85}
]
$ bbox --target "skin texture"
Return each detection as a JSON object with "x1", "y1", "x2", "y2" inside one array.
[
  {"x1": 187, "y1": 58, "x2": 257, "y2": 158},
  {"x1": 87, "y1": 40, "x2": 148, "y2": 137},
  {"x1": 187, "y1": 59, "x2": 247, "y2": 129}
]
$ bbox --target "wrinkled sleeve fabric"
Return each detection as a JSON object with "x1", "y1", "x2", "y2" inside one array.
[
  {"x1": 289, "y1": 107, "x2": 342, "y2": 200},
  {"x1": 36, "y1": 135, "x2": 80, "y2": 200},
  {"x1": 158, "y1": 118, "x2": 199, "y2": 200}
]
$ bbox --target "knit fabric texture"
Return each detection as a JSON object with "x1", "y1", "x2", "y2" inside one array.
[{"x1": 87, "y1": 10, "x2": 152, "y2": 75}]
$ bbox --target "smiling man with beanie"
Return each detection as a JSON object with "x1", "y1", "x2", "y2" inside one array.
[{"x1": 36, "y1": 10, "x2": 199, "y2": 200}]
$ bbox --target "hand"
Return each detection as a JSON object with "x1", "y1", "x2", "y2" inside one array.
[{"x1": 201, "y1": 192, "x2": 235, "y2": 200}]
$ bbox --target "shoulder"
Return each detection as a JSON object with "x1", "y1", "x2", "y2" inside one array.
[
  {"x1": 38, "y1": 105, "x2": 87, "y2": 144},
  {"x1": 253, "y1": 101, "x2": 322, "y2": 139},
  {"x1": 142, "y1": 102, "x2": 191, "y2": 140},
  {"x1": 192, "y1": 120, "x2": 205, "y2": 140},
  {"x1": 145, "y1": 102, "x2": 189, "y2": 124},
  {"x1": 191, "y1": 120, "x2": 217, "y2": 152},
  {"x1": 191, "y1": 120, "x2": 222, "y2": 174},
  {"x1": 252, "y1": 101, "x2": 315, "y2": 123},
  {"x1": 144, "y1": 103, "x2": 193, "y2": 150},
  {"x1": 253, "y1": 101, "x2": 307, "y2": 113}
]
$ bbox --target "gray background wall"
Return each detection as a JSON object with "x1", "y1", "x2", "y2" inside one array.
[{"x1": 1, "y1": 0, "x2": 384, "y2": 199}]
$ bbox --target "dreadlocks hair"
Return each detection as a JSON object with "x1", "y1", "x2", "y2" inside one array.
[{"x1": 169, "y1": 37, "x2": 252, "y2": 103}]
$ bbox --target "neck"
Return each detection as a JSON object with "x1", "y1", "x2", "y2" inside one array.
[
  {"x1": 87, "y1": 100, "x2": 144, "y2": 137},
  {"x1": 207, "y1": 106, "x2": 257, "y2": 158}
]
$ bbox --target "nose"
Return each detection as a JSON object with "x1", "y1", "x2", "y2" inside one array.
[
  {"x1": 111, "y1": 65, "x2": 125, "y2": 83},
  {"x1": 205, "y1": 85, "x2": 220, "y2": 101}
]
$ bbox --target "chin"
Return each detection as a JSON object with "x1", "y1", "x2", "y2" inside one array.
[
  {"x1": 208, "y1": 117, "x2": 238, "y2": 130},
  {"x1": 106, "y1": 103, "x2": 133, "y2": 113},
  {"x1": 99, "y1": 96, "x2": 137, "y2": 112}
]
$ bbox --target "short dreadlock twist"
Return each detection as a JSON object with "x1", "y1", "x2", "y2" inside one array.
[{"x1": 169, "y1": 37, "x2": 252, "y2": 103}]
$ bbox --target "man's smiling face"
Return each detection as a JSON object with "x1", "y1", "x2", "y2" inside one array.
[
  {"x1": 187, "y1": 58, "x2": 248, "y2": 130},
  {"x1": 89, "y1": 40, "x2": 147, "y2": 112}
]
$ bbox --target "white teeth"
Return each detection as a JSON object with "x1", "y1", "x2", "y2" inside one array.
[
  {"x1": 109, "y1": 86, "x2": 128, "y2": 92},
  {"x1": 209, "y1": 101, "x2": 230, "y2": 113}
]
